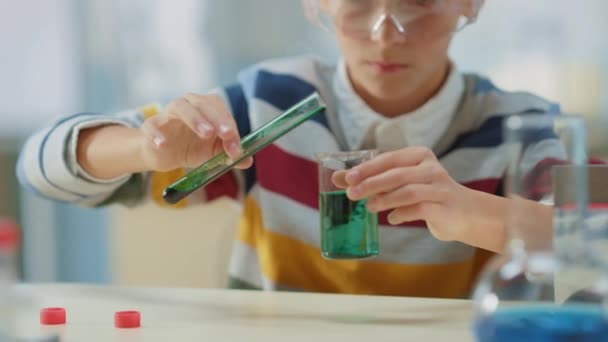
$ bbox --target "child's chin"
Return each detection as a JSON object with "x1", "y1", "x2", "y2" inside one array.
[{"x1": 368, "y1": 79, "x2": 414, "y2": 98}]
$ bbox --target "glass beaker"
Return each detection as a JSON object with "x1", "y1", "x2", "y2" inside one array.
[
  {"x1": 554, "y1": 164, "x2": 608, "y2": 305},
  {"x1": 316, "y1": 150, "x2": 379, "y2": 259},
  {"x1": 472, "y1": 114, "x2": 608, "y2": 341}
]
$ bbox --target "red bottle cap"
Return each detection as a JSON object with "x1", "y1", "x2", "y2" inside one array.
[
  {"x1": 0, "y1": 219, "x2": 19, "y2": 251},
  {"x1": 115, "y1": 311, "x2": 141, "y2": 328},
  {"x1": 40, "y1": 307, "x2": 67, "y2": 325}
]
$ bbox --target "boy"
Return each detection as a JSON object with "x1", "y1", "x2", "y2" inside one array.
[{"x1": 18, "y1": 0, "x2": 559, "y2": 297}]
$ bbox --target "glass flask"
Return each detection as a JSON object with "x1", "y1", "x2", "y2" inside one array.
[{"x1": 472, "y1": 114, "x2": 608, "y2": 341}]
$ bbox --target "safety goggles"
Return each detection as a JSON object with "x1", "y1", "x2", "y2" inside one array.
[{"x1": 305, "y1": 0, "x2": 481, "y2": 43}]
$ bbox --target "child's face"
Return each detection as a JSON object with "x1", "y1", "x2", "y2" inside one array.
[{"x1": 321, "y1": 0, "x2": 475, "y2": 102}]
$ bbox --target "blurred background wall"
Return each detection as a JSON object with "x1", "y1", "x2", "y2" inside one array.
[{"x1": 0, "y1": 0, "x2": 606, "y2": 287}]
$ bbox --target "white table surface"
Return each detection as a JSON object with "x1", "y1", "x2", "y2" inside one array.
[{"x1": 11, "y1": 284, "x2": 476, "y2": 342}]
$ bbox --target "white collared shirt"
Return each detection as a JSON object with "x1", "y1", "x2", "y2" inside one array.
[{"x1": 333, "y1": 59, "x2": 465, "y2": 152}]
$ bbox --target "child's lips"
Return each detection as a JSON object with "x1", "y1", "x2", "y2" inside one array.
[{"x1": 366, "y1": 61, "x2": 409, "y2": 73}]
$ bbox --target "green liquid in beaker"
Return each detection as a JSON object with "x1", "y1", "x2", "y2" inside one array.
[{"x1": 319, "y1": 190, "x2": 379, "y2": 259}]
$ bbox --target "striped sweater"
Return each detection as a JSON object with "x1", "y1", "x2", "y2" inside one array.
[{"x1": 17, "y1": 55, "x2": 563, "y2": 297}]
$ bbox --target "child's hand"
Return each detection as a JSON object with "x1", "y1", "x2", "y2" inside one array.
[
  {"x1": 140, "y1": 93, "x2": 253, "y2": 172},
  {"x1": 333, "y1": 147, "x2": 474, "y2": 242}
]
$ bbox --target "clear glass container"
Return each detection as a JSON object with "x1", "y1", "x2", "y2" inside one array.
[
  {"x1": 315, "y1": 150, "x2": 379, "y2": 259},
  {"x1": 472, "y1": 115, "x2": 608, "y2": 341}
]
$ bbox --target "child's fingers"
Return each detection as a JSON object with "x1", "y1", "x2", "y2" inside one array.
[
  {"x1": 345, "y1": 147, "x2": 434, "y2": 185},
  {"x1": 235, "y1": 157, "x2": 254, "y2": 169},
  {"x1": 331, "y1": 170, "x2": 349, "y2": 189},
  {"x1": 345, "y1": 163, "x2": 434, "y2": 200},
  {"x1": 184, "y1": 93, "x2": 242, "y2": 160},
  {"x1": 141, "y1": 116, "x2": 167, "y2": 149},
  {"x1": 165, "y1": 97, "x2": 215, "y2": 139}
]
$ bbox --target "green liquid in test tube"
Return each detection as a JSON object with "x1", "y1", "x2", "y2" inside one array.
[{"x1": 163, "y1": 93, "x2": 326, "y2": 205}]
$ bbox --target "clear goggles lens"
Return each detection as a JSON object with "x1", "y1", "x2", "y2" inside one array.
[{"x1": 324, "y1": 0, "x2": 478, "y2": 42}]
